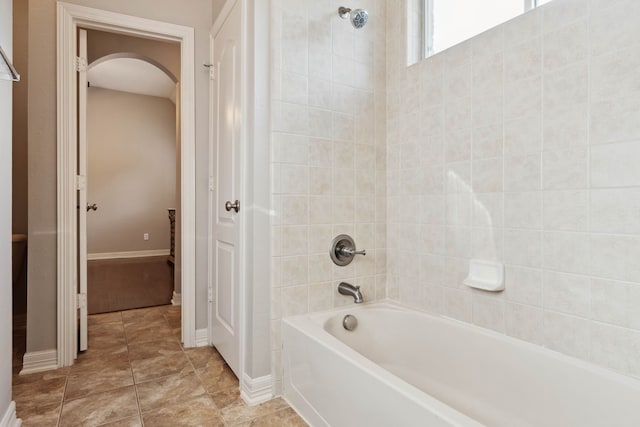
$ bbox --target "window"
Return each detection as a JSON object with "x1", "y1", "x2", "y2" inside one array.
[{"x1": 408, "y1": 0, "x2": 554, "y2": 64}]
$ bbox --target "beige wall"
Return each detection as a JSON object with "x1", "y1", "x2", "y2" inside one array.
[
  {"x1": 87, "y1": 29, "x2": 181, "y2": 80},
  {"x1": 211, "y1": 0, "x2": 225, "y2": 24},
  {"x1": 12, "y1": 0, "x2": 27, "y2": 234},
  {"x1": 26, "y1": 0, "x2": 212, "y2": 353},
  {"x1": 87, "y1": 88, "x2": 176, "y2": 255},
  {"x1": 1, "y1": 0, "x2": 14, "y2": 413}
]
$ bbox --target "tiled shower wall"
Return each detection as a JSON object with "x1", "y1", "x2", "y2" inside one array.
[
  {"x1": 270, "y1": 0, "x2": 387, "y2": 392},
  {"x1": 386, "y1": 0, "x2": 640, "y2": 380}
]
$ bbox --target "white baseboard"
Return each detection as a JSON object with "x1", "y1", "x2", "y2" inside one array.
[
  {"x1": 171, "y1": 291, "x2": 182, "y2": 306},
  {"x1": 0, "y1": 402, "x2": 20, "y2": 427},
  {"x1": 20, "y1": 349, "x2": 58, "y2": 375},
  {"x1": 194, "y1": 328, "x2": 208, "y2": 347},
  {"x1": 241, "y1": 374, "x2": 274, "y2": 406},
  {"x1": 87, "y1": 249, "x2": 170, "y2": 260}
]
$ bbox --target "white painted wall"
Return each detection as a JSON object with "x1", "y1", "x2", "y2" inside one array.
[
  {"x1": 87, "y1": 88, "x2": 176, "y2": 255},
  {"x1": 1, "y1": 0, "x2": 18, "y2": 423}
]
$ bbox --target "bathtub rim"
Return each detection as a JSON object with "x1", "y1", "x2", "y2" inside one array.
[{"x1": 283, "y1": 299, "x2": 640, "y2": 398}]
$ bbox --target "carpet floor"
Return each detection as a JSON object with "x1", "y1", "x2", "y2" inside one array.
[{"x1": 87, "y1": 256, "x2": 174, "y2": 314}]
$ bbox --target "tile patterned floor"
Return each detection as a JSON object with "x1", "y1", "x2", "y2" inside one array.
[{"x1": 13, "y1": 305, "x2": 307, "y2": 427}]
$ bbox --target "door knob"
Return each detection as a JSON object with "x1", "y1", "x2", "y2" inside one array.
[
  {"x1": 86, "y1": 203, "x2": 98, "y2": 212},
  {"x1": 225, "y1": 200, "x2": 240, "y2": 213}
]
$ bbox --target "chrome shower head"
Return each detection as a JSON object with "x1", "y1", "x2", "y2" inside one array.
[{"x1": 338, "y1": 7, "x2": 368, "y2": 29}]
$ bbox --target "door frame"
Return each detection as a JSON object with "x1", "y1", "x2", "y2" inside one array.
[
  {"x1": 208, "y1": 0, "x2": 272, "y2": 404},
  {"x1": 56, "y1": 2, "x2": 197, "y2": 366}
]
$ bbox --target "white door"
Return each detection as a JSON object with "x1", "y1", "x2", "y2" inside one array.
[
  {"x1": 77, "y1": 28, "x2": 89, "y2": 352},
  {"x1": 210, "y1": 0, "x2": 242, "y2": 377}
]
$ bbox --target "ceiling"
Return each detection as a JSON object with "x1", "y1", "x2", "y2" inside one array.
[{"x1": 88, "y1": 57, "x2": 177, "y2": 103}]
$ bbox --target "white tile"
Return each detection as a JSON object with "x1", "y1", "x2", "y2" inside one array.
[
  {"x1": 543, "y1": 311, "x2": 590, "y2": 359},
  {"x1": 472, "y1": 158, "x2": 503, "y2": 193},
  {"x1": 445, "y1": 127, "x2": 471, "y2": 163},
  {"x1": 504, "y1": 39, "x2": 542, "y2": 83},
  {"x1": 542, "y1": 0, "x2": 588, "y2": 34},
  {"x1": 444, "y1": 62, "x2": 472, "y2": 101},
  {"x1": 281, "y1": 226, "x2": 308, "y2": 256},
  {"x1": 471, "y1": 228, "x2": 503, "y2": 262},
  {"x1": 591, "y1": 188, "x2": 640, "y2": 235},
  {"x1": 542, "y1": 149, "x2": 587, "y2": 190},
  {"x1": 504, "y1": 76, "x2": 542, "y2": 121},
  {"x1": 543, "y1": 20, "x2": 588, "y2": 72},
  {"x1": 281, "y1": 196, "x2": 308, "y2": 225},
  {"x1": 542, "y1": 190, "x2": 587, "y2": 232},
  {"x1": 590, "y1": 278, "x2": 634, "y2": 329},
  {"x1": 504, "y1": 266, "x2": 542, "y2": 306},
  {"x1": 591, "y1": 141, "x2": 640, "y2": 188},
  {"x1": 281, "y1": 285, "x2": 308, "y2": 317},
  {"x1": 443, "y1": 288, "x2": 472, "y2": 323},
  {"x1": 504, "y1": 114, "x2": 542, "y2": 155},
  {"x1": 308, "y1": 254, "x2": 332, "y2": 283},
  {"x1": 589, "y1": 0, "x2": 640, "y2": 57},
  {"x1": 504, "y1": 192, "x2": 542, "y2": 230},
  {"x1": 472, "y1": 89, "x2": 502, "y2": 128},
  {"x1": 543, "y1": 271, "x2": 590, "y2": 317},
  {"x1": 590, "y1": 322, "x2": 640, "y2": 378},
  {"x1": 505, "y1": 303, "x2": 545, "y2": 345},
  {"x1": 503, "y1": 8, "x2": 541, "y2": 46},
  {"x1": 281, "y1": 164, "x2": 309, "y2": 194},
  {"x1": 420, "y1": 254, "x2": 445, "y2": 285},
  {"x1": 281, "y1": 256, "x2": 309, "y2": 286},
  {"x1": 504, "y1": 229, "x2": 542, "y2": 268},
  {"x1": 504, "y1": 153, "x2": 541, "y2": 192},
  {"x1": 308, "y1": 282, "x2": 333, "y2": 313},
  {"x1": 543, "y1": 231, "x2": 589, "y2": 275},
  {"x1": 590, "y1": 96, "x2": 640, "y2": 146},
  {"x1": 472, "y1": 193, "x2": 503, "y2": 229},
  {"x1": 590, "y1": 234, "x2": 640, "y2": 283},
  {"x1": 543, "y1": 103, "x2": 588, "y2": 151},
  {"x1": 473, "y1": 294, "x2": 505, "y2": 333},
  {"x1": 445, "y1": 227, "x2": 471, "y2": 258},
  {"x1": 472, "y1": 125, "x2": 503, "y2": 160},
  {"x1": 543, "y1": 61, "x2": 588, "y2": 112},
  {"x1": 590, "y1": 44, "x2": 640, "y2": 102}
]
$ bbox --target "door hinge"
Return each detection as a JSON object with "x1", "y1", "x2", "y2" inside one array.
[
  {"x1": 76, "y1": 56, "x2": 88, "y2": 73},
  {"x1": 207, "y1": 287, "x2": 213, "y2": 303},
  {"x1": 76, "y1": 175, "x2": 86, "y2": 191},
  {"x1": 210, "y1": 66, "x2": 216, "y2": 81},
  {"x1": 209, "y1": 176, "x2": 215, "y2": 191},
  {"x1": 77, "y1": 293, "x2": 87, "y2": 309}
]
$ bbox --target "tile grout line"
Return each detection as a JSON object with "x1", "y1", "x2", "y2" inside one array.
[{"x1": 122, "y1": 310, "x2": 145, "y2": 426}]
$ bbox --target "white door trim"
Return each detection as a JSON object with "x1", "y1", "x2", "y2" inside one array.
[{"x1": 56, "y1": 2, "x2": 197, "y2": 366}]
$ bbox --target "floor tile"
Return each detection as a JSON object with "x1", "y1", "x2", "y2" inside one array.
[
  {"x1": 65, "y1": 355, "x2": 134, "y2": 400},
  {"x1": 235, "y1": 407, "x2": 308, "y2": 427},
  {"x1": 17, "y1": 402, "x2": 60, "y2": 427},
  {"x1": 13, "y1": 376, "x2": 66, "y2": 411},
  {"x1": 141, "y1": 395, "x2": 225, "y2": 427},
  {"x1": 96, "y1": 415, "x2": 142, "y2": 426},
  {"x1": 130, "y1": 351, "x2": 192, "y2": 383},
  {"x1": 184, "y1": 346, "x2": 225, "y2": 369},
  {"x1": 220, "y1": 397, "x2": 289, "y2": 425},
  {"x1": 88, "y1": 312, "x2": 123, "y2": 326},
  {"x1": 136, "y1": 372, "x2": 206, "y2": 413},
  {"x1": 59, "y1": 386, "x2": 138, "y2": 427},
  {"x1": 196, "y1": 363, "x2": 238, "y2": 393}
]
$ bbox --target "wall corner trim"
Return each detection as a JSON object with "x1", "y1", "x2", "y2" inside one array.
[
  {"x1": 0, "y1": 402, "x2": 21, "y2": 427},
  {"x1": 20, "y1": 349, "x2": 59, "y2": 375},
  {"x1": 194, "y1": 328, "x2": 208, "y2": 347},
  {"x1": 240, "y1": 374, "x2": 273, "y2": 406}
]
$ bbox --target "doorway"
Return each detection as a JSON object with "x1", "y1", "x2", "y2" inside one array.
[
  {"x1": 57, "y1": 3, "x2": 197, "y2": 365},
  {"x1": 84, "y1": 33, "x2": 180, "y2": 318}
]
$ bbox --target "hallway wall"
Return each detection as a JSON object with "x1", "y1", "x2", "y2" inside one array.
[
  {"x1": 87, "y1": 88, "x2": 176, "y2": 255},
  {"x1": 25, "y1": 0, "x2": 212, "y2": 354}
]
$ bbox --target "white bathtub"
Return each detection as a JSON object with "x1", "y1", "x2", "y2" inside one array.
[{"x1": 283, "y1": 302, "x2": 640, "y2": 427}]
